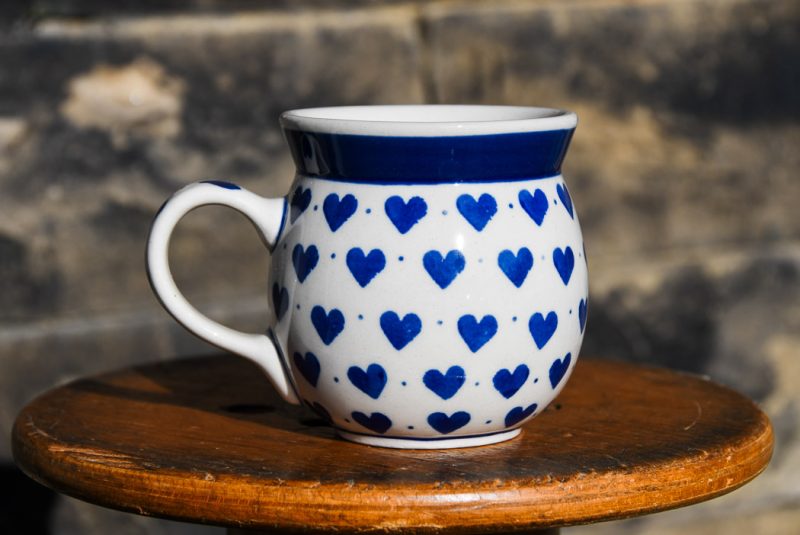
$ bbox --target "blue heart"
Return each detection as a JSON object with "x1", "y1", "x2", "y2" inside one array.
[
  {"x1": 457, "y1": 314, "x2": 498, "y2": 353},
  {"x1": 271, "y1": 283, "x2": 289, "y2": 321},
  {"x1": 549, "y1": 353, "x2": 572, "y2": 389},
  {"x1": 518, "y1": 189, "x2": 548, "y2": 226},
  {"x1": 352, "y1": 411, "x2": 392, "y2": 434},
  {"x1": 347, "y1": 364, "x2": 388, "y2": 399},
  {"x1": 346, "y1": 248, "x2": 386, "y2": 288},
  {"x1": 556, "y1": 183, "x2": 574, "y2": 219},
  {"x1": 497, "y1": 248, "x2": 534, "y2": 288},
  {"x1": 528, "y1": 311, "x2": 558, "y2": 349},
  {"x1": 379, "y1": 311, "x2": 422, "y2": 350},
  {"x1": 385, "y1": 195, "x2": 427, "y2": 234},
  {"x1": 504, "y1": 404, "x2": 538, "y2": 427},
  {"x1": 492, "y1": 364, "x2": 530, "y2": 399},
  {"x1": 292, "y1": 244, "x2": 319, "y2": 283},
  {"x1": 311, "y1": 306, "x2": 345, "y2": 345},
  {"x1": 427, "y1": 411, "x2": 471, "y2": 434},
  {"x1": 423, "y1": 250, "x2": 466, "y2": 289},
  {"x1": 423, "y1": 366, "x2": 465, "y2": 400},
  {"x1": 293, "y1": 352, "x2": 320, "y2": 387},
  {"x1": 323, "y1": 193, "x2": 358, "y2": 232},
  {"x1": 553, "y1": 246, "x2": 575, "y2": 285},
  {"x1": 579, "y1": 298, "x2": 588, "y2": 333},
  {"x1": 456, "y1": 193, "x2": 497, "y2": 231},
  {"x1": 290, "y1": 186, "x2": 312, "y2": 223}
]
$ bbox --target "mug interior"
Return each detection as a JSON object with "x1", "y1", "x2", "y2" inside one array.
[{"x1": 280, "y1": 105, "x2": 577, "y2": 136}]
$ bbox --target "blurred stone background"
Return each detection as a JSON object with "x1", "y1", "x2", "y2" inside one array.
[{"x1": 1, "y1": 0, "x2": 798, "y2": 533}]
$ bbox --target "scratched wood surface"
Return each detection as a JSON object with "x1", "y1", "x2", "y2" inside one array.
[{"x1": 13, "y1": 356, "x2": 772, "y2": 533}]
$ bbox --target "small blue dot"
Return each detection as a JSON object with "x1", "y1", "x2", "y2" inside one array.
[
  {"x1": 579, "y1": 252, "x2": 582, "y2": 258},
  {"x1": 401, "y1": 381, "x2": 407, "y2": 386},
  {"x1": 331, "y1": 253, "x2": 336, "y2": 259},
  {"x1": 313, "y1": 205, "x2": 318, "y2": 211},
  {"x1": 541, "y1": 255, "x2": 545, "y2": 260},
  {"x1": 437, "y1": 320, "x2": 443, "y2": 325},
  {"x1": 366, "y1": 208, "x2": 372, "y2": 214},
  {"x1": 569, "y1": 309, "x2": 573, "y2": 314},
  {"x1": 296, "y1": 304, "x2": 300, "y2": 310},
  {"x1": 508, "y1": 203, "x2": 513, "y2": 208},
  {"x1": 442, "y1": 210, "x2": 448, "y2": 215},
  {"x1": 358, "y1": 314, "x2": 364, "y2": 320},
  {"x1": 485, "y1": 419, "x2": 492, "y2": 424},
  {"x1": 554, "y1": 199, "x2": 558, "y2": 205},
  {"x1": 512, "y1": 316, "x2": 517, "y2": 322},
  {"x1": 407, "y1": 425, "x2": 414, "y2": 429},
  {"x1": 474, "y1": 381, "x2": 480, "y2": 386},
  {"x1": 334, "y1": 377, "x2": 339, "y2": 383},
  {"x1": 283, "y1": 243, "x2": 287, "y2": 250},
  {"x1": 534, "y1": 378, "x2": 539, "y2": 384},
  {"x1": 398, "y1": 256, "x2": 404, "y2": 262},
  {"x1": 478, "y1": 258, "x2": 483, "y2": 263}
]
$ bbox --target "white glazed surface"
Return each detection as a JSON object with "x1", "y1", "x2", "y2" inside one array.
[
  {"x1": 269, "y1": 175, "x2": 587, "y2": 445},
  {"x1": 280, "y1": 105, "x2": 578, "y2": 136}
]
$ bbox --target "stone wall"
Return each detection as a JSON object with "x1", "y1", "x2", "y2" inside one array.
[{"x1": 1, "y1": 0, "x2": 798, "y2": 533}]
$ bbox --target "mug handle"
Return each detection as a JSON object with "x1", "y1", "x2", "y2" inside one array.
[{"x1": 146, "y1": 180, "x2": 299, "y2": 404}]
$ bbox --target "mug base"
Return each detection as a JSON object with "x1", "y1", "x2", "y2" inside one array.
[{"x1": 336, "y1": 428, "x2": 521, "y2": 449}]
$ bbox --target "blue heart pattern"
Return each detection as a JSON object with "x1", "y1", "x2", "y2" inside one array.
[
  {"x1": 423, "y1": 366, "x2": 466, "y2": 400},
  {"x1": 385, "y1": 195, "x2": 427, "y2": 234},
  {"x1": 323, "y1": 193, "x2": 358, "y2": 232},
  {"x1": 505, "y1": 404, "x2": 538, "y2": 427},
  {"x1": 428, "y1": 411, "x2": 471, "y2": 434},
  {"x1": 498, "y1": 248, "x2": 533, "y2": 288},
  {"x1": 348, "y1": 363, "x2": 387, "y2": 399},
  {"x1": 271, "y1": 283, "x2": 289, "y2": 321},
  {"x1": 290, "y1": 186, "x2": 312, "y2": 223},
  {"x1": 423, "y1": 250, "x2": 466, "y2": 289},
  {"x1": 293, "y1": 352, "x2": 320, "y2": 387},
  {"x1": 311, "y1": 306, "x2": 345, "y2": 345},
  {"x1": 553, "y1": 246, "x2": 575, "y2": 285},
  {"x1": 493, "y1": 364, "x2": 530, "y2": 399},
  {"x1": 352, "y1": 411, "x2": 392, "y2": 434},
  {"x1": 518, "y1": 189, "x2": 548, "y2": 226},
  {"x1": 529, "y1": 311, "x2": 558, "y2": 349},
  {"x1": 556, "y1": 183, "x2": 574, "y2": 219},
  {"x1": 456, "y1": 193, "x2": 497, "y2": 231},
  {"x1": 346, "y1": 247, "x2": 386, "y2": 287},
  {"x1": 579, "y1": 298, "x2": 588, "y2": 333},
  {"x1": 457, "y1": 314, "x2": 498, "y2": 353},
  {"x1": 549, "y1": 353, "x2": 572, "y2": 389},
  {"x1": 290, "y1": 185, "x2": 581, "y2": 436},
  {"x1": 380, "y1": 311, "x2": 422, "y2": 350},
  {"x1": 292, "y1": 244, "x2": 319, "y2": 283}
]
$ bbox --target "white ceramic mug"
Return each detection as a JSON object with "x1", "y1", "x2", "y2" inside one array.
[{"x1": 147, "y1": 105, "x2": 587, "y2": 449}]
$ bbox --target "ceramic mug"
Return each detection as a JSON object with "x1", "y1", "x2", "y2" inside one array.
[{"x1": 147, "y1": 105, "x2": 588, "y2": 449}]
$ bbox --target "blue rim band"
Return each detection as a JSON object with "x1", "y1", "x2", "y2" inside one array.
[{"x1": 283, "y1": 128, "x2": 574, "y2": 183}]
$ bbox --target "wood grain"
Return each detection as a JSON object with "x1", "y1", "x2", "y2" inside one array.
[{"x1": 13, "y1": 356, "x2": 773, "y2": 533}]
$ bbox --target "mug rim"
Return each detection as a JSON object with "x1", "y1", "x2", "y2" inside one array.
[{"x1": 280, "y1": 105, "x2": 577, "y2": 137}]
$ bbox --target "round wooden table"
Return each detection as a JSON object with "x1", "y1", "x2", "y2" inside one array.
[{"x1": 13, "y1": 355, "x2": 773, "y2": 534}]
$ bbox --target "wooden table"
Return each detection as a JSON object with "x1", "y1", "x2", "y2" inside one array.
[{"x1": 12, "y1": 355, "x2": 773, "y2": 534}]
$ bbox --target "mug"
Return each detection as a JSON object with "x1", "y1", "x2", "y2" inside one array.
[{"x1": 147, "y1": 105, "x2": 587, "y2": 449}]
